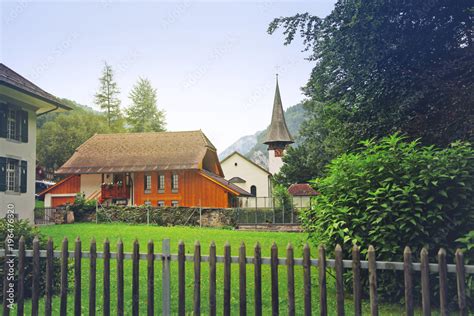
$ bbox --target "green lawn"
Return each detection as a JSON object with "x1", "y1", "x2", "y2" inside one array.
[{"x1": 17, "y1": 224, "x2": 420, "y2": 315}]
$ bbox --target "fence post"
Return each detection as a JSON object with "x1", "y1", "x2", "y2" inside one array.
[
  {"x1": 147, "y1": 208, "x2": 150, "y2": 226},
  {"x1": 455, "y1": 249, "x2": 467, "y2": 316},
  {"x1": 17, "y1": 236, "x2": 26, "y2": 316},
  {"x1": 420, "y1": 248, "x2": 430, "y2": 316},
  {"x1": 2, "y1": 239, "x2": 10, "y2": 316},
  {"x1": 96, "y1": 200, "x2": 98, "y2": 224},
  {"x1": 162, "y1": 238, "x2": 171, "y2": 316},
  {"x1": 368, "y1": 245, "x2": 378, "y2": 316}
]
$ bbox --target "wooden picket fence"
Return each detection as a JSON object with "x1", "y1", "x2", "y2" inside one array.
[{"x1": 1, "y1": 237, "x2": 473, "y2": 316}]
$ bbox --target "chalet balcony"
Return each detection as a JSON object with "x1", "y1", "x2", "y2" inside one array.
[{"x1": 101, "y1": 183, "x2": 130, "y2": 201}]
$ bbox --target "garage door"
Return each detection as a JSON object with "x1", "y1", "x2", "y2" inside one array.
[{"x1": 51, "y1": 196, "x2": 75, "y2": 207}]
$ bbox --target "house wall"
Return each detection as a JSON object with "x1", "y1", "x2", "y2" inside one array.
[
  {"x1": 43, "y1": 175, "x2": 81, "y2": 207},
  {"x1": 221, "y1": 153, "x2": 271, "y2": 198},
  {"x1": 80, "y1": 174, "x2": 102, "y2": 199},
  {"x1": 0, "y1": 107, "x2": 36, "y2": 221},
  {"x1": 133, "y1": 169, "x2": 231, "y2": 208}
]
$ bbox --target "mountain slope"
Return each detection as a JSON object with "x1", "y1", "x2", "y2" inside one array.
[{"x1": 219, "y1": 103, "x2": 306, "y2": 168}]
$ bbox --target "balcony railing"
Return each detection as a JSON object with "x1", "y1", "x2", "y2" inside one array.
[{"x1": 101, "y1": 183, "x2": 130, "y2": 200}]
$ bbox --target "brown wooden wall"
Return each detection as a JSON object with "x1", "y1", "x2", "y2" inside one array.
[
  {"x1": 51, "y1": 196, "x2": 75, "y2": 207},
  {"x1": 44, "y1": 175, "x2": 81, "y2": 195},
  {"x1": 133, "y1": 170, "x2": 231, "y2": 208}
]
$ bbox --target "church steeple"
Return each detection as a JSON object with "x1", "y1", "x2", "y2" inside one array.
[
  {"x1": 264, "y1": 75, "x2": 293, "y2": 174},
  {"x1": 264, "y1": 75, "x2": 294, "y2": 146}
]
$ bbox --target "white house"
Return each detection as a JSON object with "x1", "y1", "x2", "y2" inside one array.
[
  {"x1": 0, "y1": 63, "x2": 70, "y2": 221},
  {"x1": 221, "y1": 151, "x2": 272, "y2": 205}
]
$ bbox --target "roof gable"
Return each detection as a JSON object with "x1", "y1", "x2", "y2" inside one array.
[
  {"x1": 0, "y1": 63, "x2": 70, "y2": 111},
  {"x1": 220, "y1": 151, "x2": 270, "y2": 175}
]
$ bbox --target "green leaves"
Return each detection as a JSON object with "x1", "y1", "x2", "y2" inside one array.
[{"x1": 299, "y1": 135, "x2": 474, "y2": 304}]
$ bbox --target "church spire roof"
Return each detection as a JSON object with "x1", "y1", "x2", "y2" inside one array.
[{"x1": 263, "y1": 75, "x2": 294, "y2": 145}]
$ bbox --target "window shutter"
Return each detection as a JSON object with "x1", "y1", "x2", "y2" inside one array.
[
  {"x1": 20, "y1": 160, "x2": 27, "y2": 193},
  {"x1": 0, "y1": 157, "x2": 6, "y2": 192},
  {"x1": 15, "y1": 110, "x2": 22, "y2": 141},
  {"x1": 21, "y1": 110, "x2": 28, "y2": 143},
  {"x1": 0, "y1": 104, "x2": 7, "y2": 138}
]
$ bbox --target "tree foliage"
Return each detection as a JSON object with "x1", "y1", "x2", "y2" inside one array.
[
  {"x1": 300, "y1": 135, "x2": 474, "y2": 305},
  {"x1": 269, "y1": 0, "x2": 474, "y2": 183},
  {"x1": 37, "y1": 109, "x2": 110, "y2": 172},
  {"x1": 94, "y1": 62, "x2": 123, "y2": 129},
  {"x1": 126, "y1": 78, "x2": 166, "y2": 132}
]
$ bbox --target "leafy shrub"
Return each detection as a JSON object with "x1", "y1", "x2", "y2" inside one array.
[
  {"x1": 300, "y1": 134, "x2": 474, "y2": 306},
  {"x1": 69, "y1": 195, "x2": 96, "y2": 222},
  {"x1": 273, "y1": 183, "x2": 294, "y2": 221},
  {"x1": 0, "y1": 219, "x2": 62, "y2": 301}
]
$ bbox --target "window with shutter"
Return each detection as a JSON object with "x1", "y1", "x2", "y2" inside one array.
[
  {"x1": 0, "y1": 157, "x2": 6, "y2": 192},
  {"x1": 6, "y1": 159, "x2": 19, "y2": 192},
  {"x1": 7, "y1": 108, "x2": 17, "y2": 140}
]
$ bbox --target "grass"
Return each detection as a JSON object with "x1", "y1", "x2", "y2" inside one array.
[
  {"x1": 15, "y1": 223, "x2": 421, "y2": 315},
  {"x1": 34, "y1": 200, "x2": 44, "y2": 208}
]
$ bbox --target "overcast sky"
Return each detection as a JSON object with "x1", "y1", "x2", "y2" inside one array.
[{"x1": 1, "y1": 0, "x2": 335, "y2": 152}]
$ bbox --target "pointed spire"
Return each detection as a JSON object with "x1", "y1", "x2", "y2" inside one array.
[{"x1": 264, "y1": 75, "x2": 294, "y2": 145}]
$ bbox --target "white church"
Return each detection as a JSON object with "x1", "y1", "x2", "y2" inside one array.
[{"x1": 221, "y1": 76, "x2": 294, "y2": 206}]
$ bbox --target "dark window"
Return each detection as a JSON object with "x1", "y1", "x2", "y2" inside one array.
[
  {"x1": 0, "y1": 104, "x2": 28, "y2": 142},
  {"x1": 0, "y1": 158, "x2": 26, "y2": 193},
  {"x1": 172, "y1": 174, "x2": 179, "y2": 192},
  {"x1": 157, "y1": 200, "x2": 165, "y2": 207},
  {"x1": 158, "y1": 174, "x2": 165, "y2": 192},
  {"x1": 144, "y1": 200, "x2": 151, "y2": 206},
  {"x1": 250, "y1": 185, "x2": 257, "y2": 197},
  {"x1": 144, "y1": 174, "x2": 152, "y2": 193},
  {"x1": 171, "y1": 200, "x2": 179, "y2": 207}
]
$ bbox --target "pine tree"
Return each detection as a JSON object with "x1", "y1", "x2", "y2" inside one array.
[
  {"x1": 94, "y1": 62, "x2": 122, "y2": 128},
  {"x1": 126, "y1": 77, "x2": 166, "y2": 132}
]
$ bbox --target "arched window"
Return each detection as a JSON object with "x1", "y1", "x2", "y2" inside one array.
[{"x1": 250, "y1": 185, "x2": 257, "y2": 197}]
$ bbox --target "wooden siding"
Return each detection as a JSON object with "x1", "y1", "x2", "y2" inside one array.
[
  {"x1": 44, "y1": 175, "x2": 81, "y2": 195},
  {"x1": 133, "y1": 170, "x2": 231, "y2": 208},
  {"x1": 51, "y1": 196, "x2": 75, "y2": 207}
]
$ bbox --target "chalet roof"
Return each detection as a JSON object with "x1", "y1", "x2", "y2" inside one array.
[
  {"x1": 288, "y1": 183, "x2": 318, "y2": 197},
  {"x1": 263, "y1": 77, "x2": 294, "y2": 145},
  {"x1": 0, "y1": 63, "x2": 71, "y2": 110},
  {"x1": 200, "y1": 170, "x2": 251, "y2": 196},
  {"x1": 56, "y1": 130, "x2": 218, "y2": 174}
]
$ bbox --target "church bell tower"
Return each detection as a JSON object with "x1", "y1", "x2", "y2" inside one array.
[{"x1": 264, "y1": 75, "x2": 294, "y2": 175}]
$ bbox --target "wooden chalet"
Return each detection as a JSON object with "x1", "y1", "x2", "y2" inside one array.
[{"x1": 39, "y1": 131, "x2": 250, "y2": 208}]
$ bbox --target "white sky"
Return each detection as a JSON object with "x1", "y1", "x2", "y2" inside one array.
[{"x1": 1, "y1": 1, "x2": 335, "y2": 152}]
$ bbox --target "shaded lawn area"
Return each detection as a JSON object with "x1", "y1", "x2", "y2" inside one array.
[{"x1": 14, "y1": 224, "x2": 418, "y2": 315}]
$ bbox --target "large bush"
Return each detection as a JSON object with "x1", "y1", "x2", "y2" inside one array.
[
  {"x1": 300, "y1": 134, "x2": 473, "y2": 305},
  {"x1": 0, "y1": 220, "x2": 62, "y2": 301},
  {"x1": 69, "y1": 195, "x2": 96, "y2": 222},
  {"x1": 97, "y1": 205, "x2": 236, "y2": 227}
]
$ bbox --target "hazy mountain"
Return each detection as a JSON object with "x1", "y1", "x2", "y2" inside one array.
[{"x1": 219, "y1": 103, "x2": 306, "y2": 169}]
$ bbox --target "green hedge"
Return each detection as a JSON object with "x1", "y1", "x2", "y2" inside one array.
[
  {"x1": 301, "y1": 134, "x2": 474, "y2": 307},
  {"x1": 96, "y1": 205, "x2": 237, "y2": 227}
]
